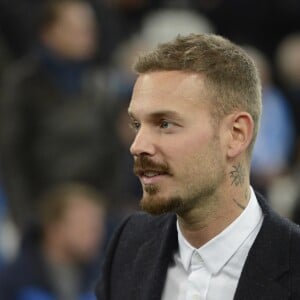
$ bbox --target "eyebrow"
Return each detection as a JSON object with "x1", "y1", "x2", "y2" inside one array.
[{"x1": 128, "y1": 110, "x2": 181, "y2": 121}]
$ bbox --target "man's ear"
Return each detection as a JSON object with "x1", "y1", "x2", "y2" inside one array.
[{"x1": 226, "y1": 112, "x2": 254, "y2": 159}]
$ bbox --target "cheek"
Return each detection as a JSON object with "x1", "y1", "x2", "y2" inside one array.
[
  {"x1": 166, "y1": 133, "x2": 211, "y2": 162},
  {"x1": 157, "y1": 121, "x2": 217, "y2": 173},
  {"x1": 177, "y1": 137, "x2": 221, "y2": 175},
  {"x1": 162, "y1": 146, "x2": 198, "y2": 182}
]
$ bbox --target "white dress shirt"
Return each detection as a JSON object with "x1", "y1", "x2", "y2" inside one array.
[{"x1": 162, "y1": 187, "x2": 264, "y2": 300}]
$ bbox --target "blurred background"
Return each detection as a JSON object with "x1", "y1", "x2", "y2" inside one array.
[{"x1": 0, "y1": 0, "x2": 299, "y2": 299}]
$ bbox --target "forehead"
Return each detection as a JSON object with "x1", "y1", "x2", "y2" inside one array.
[{"x1": 128, "y1": 71, "x2": 210, "y2": 117}]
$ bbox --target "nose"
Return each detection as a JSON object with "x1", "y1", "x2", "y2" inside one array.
[{"x1": 130, "y1": 127, "x2": 156, "y2": 157}]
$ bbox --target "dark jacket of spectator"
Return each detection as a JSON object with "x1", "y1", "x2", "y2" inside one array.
[{"x1": 0, "y1": 51, "x2": 117, "y2": 229}]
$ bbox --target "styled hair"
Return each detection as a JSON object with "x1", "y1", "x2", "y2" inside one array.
[{"x1": 134, "y1": 33, "x2": 262, "y2": 153}]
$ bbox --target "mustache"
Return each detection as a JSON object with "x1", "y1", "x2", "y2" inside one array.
[{"x1": 133, "y1": 155, "x2": 170, "y2": 176}]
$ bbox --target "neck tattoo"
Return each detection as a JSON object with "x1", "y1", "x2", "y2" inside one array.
[{"x1": 229, "y1": 163, "x2": 245, "y2": 186}]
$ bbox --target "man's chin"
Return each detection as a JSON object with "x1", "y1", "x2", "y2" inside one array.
[{"x1": 140, "y1": 194, "x2": 184, "y2": 215}]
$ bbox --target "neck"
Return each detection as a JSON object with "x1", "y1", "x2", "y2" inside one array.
[{"x1": 177, "y1": 167, "x2": 250, "y2": 248}]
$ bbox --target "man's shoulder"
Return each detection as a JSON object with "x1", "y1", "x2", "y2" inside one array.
[
  {"x1": 264, "y1": 201, "x2": 300, "y2": 240},
  {"x1": 97, "y1": 212, "x2": 177, "y2": 298},
  {"x1": 257, "y1": 192, "x2": 300, "y2": 240},
  {"x1": 103, "y1": 212, "x2": 176, "y2": 259},
  {"x1": 277, "y1": 214, "x2": 300, "y2": 251},
  {"x1": 260, "y1": 196, "x2": 300, "y2": 246},
  {"x1": 126, "y1": 211, "x2": 176, "y2": 225},
  {"x1": 285, "y1": 216, "x2": 300, "y2": 251},
  {"x1": 118, "y1": 212, "x2": 176, "y2": 241},
  {"x1": 258, "y1": 201, "x2": 300, "y2": 274},
  {"x1": 102, "y1": 212, "x2": 176, "y2": 273}
]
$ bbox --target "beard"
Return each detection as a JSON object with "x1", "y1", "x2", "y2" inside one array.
[
  {"x1": 139, "y1": 181, "x2": 221, "y2": 216},
  {"x1": 134, "y1": 155, "x2": 225, "y2": 215},
  {"x1": 140, "y1": 191, "x2": 184, "y2": 215},
  {"x1": 134, "y1": 155, "x2": 176, "y2": 215}
]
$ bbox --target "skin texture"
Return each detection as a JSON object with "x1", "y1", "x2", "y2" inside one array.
[{"x1": 129, "y1": 70, "x2": 254, "y2": 248}]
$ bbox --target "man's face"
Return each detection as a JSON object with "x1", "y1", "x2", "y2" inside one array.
[{"x1": 128, "y1": 71, "x2": 227, "y2": 215}]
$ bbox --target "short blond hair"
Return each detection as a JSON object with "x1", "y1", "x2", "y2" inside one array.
[{"x1": 134, "y1": 33, "x2": 262, "y2": 153}]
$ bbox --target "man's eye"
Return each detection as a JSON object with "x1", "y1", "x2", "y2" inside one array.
[
  {"x1": 130, "y1": 121, "x2": 140, "y2": 131},
  {"x1": 160, "y1": 120, "x2": 171, "y2": 129}
]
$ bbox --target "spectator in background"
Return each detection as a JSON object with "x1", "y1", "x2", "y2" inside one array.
[
  {"x1": 0, "y1": 0, "x2": 117, "y2": 231},
  {"x1": 275, "y1": 33, "x2": 300, "y2": 222},
  {"x1": 0, "y1": 0, "x2": 150, "y2": 63},
  {"x1": 276, "y1": 33, "x2": 300, "y2": 164},
  {"x1": 245, "y1": 47, "x2": 296, "y2": 196},
  {"x1": 0, "y1": 182, "x2": 106, "y2": 300}
]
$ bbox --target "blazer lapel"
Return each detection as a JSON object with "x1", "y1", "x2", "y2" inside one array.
[
  {"x1": 234, "y1": 195, "x2": 291, "y2": 300},
  {"x1": 131, "y1": 214, "x2": 178, "y2": 300}
]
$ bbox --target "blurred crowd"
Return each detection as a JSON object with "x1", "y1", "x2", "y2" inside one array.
[{"x1": 0, "y1": 0, "x2": 299, "y2": 299}]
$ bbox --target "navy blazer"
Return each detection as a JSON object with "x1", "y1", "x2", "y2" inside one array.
[{"x1": 96, "y1": 194, "x2": 300, "y2": 299}]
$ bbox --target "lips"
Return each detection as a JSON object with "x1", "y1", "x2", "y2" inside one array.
[
  {"x1": 144, "y1": 171, "x2": 159, "y2": 177},
  {"x1": 139, "y1": 170, "x2": 168, "y2": 185},
  {"x1": 133, "y1": 155, "x2": 170, "y2": 181},
  {"x1": 134, "y1": 168, "x2": 169, "y2": 186},
  {"x1": 137, "y1": 169, "x2": 166, "y2": 177}
]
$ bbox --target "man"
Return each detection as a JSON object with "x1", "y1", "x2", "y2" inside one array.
[
  {"x1": 0, "y1": 0, "x2": 116, "y2": 230},
  {"x1": 96, "y1": 34, "x2": 300, "y2": 299},
  {"x1": 0, "y1": 182, "x2": 106, "y2": 300}
]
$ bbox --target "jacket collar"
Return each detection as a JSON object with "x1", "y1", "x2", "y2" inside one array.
[
  {"x1": 131, "y1": 193, "x2": 291, "y2": 300},
  {"x1": 234, "y1": 193, "x2": 291, "y2": 299},
  {"x1": 131, "y1": 214, "x2": 178, "y2": 300}
]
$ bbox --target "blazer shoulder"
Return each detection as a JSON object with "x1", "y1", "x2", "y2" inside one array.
[
  {"x1": 95, "y1": 212, "x2": 176, "y2": 299},
  {"x1": 288, "y1": 218, "x2": 300, "y2": 258},
  {"x1": 121, "y1": 212, "x2": 176, "y2": 242},
  {"x1": 102, "y1": 212, "x2": 175, "y2": 260},
  {"x1": 285, "y1": 219, "x2": 300, "y2": 298},
  {"x1": 290, "y1": 219, "x2": 300, "y2": 238}
]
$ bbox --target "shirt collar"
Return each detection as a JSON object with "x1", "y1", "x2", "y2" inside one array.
[{"x1": 177, "y1": 187, "x2": 263, "y2": 275}]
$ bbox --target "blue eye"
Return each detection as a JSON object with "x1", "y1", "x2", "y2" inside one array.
[
  {"x1": 129, "y1": 120, "x2": 140, "y2": 131},
  {"x1": 160, "y1": 120, "x2": 170, "y2": 129}
]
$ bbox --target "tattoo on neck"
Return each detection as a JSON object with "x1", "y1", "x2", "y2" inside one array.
[
  {"x1": 229, "y1": 163, "x2": 245, "y2": 186},
  {"x1": 233, "y1": 198, "x2": 246, "y2": 210}
]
